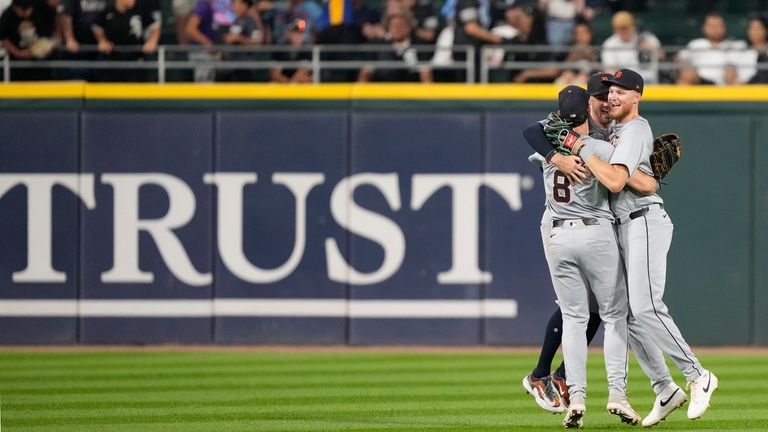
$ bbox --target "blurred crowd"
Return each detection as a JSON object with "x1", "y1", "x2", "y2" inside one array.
[{"x1": 1, "y1": 0, "x2": 768, "y2": 83}]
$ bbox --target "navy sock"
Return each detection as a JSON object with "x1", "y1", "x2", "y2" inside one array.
[
  {"x1": 533, "y1": 308, "x2": 564, "y2": 379},
  {"x1": 554, "y1": 312, "x2": 602, "y2": 379}
]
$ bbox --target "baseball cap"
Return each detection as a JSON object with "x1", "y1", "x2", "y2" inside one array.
[
  {"x1": 557, "y1": 85, "x2": 589, "y2": 124},
  {"x1": 587, "y1": 72, "x2": 612, "y2": 96},
  {"x1": 604, "y1": 68, "x2": 644, "y2": 94}
]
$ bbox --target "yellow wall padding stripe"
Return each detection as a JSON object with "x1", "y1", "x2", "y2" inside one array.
[
  {"x1": 5, "y1": 82, "x2": 768, "y2": 101},
  {"x1": 83, "y1": 83, "x2": 355, "y2": 99},
  {"x1": 0, "y1": 82, "x2": 85, "y2": 98}
]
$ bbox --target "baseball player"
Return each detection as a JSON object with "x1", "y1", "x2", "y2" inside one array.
[
  {"x1": 520, "y1": 73, "x2": 615, "y2": 414},
  {"x1": 531, "y1": 85, "x2": 642, "y2": 428},
  {"x1": 574, "y1": 68, "x2": 718, "y2": 423},
  {"x1": 523, "y1": 74, "x2": 686, "y2": 427}
]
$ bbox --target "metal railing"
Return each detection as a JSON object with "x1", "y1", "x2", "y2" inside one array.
[
  {"x1": 1, "y1": 44, "x2": 476, "y2": 83},
  {"x1": 2, "y1": 43, "x2": 766, "y2": 84}
]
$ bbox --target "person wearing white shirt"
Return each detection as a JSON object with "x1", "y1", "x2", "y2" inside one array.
[
  {"x1": 677, "y1": 12, "x2": 746, "y2": 85},
  {"x1": 600, "y1": 11, "x2": 662, "y2": 84}
]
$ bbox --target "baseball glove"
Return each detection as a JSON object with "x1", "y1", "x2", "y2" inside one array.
[
  {"x1": 650, "y1": 133, "x2": 683, "y2": 180},
  {"x1": 542, "y1": 112, "x2": 582, "y2": 155}
]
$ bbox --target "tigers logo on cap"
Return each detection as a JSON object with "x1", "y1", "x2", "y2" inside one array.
[{"x1": 604, "y1": 68, "x2": 644, "y2": 94}]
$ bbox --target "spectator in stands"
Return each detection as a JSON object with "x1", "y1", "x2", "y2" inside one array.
[
  {"x1": 453, "y1": 0, "x2": 509, "y2": 81},
  {"x1": 538, "y1": 0, "x2": 591, "y2": 46},
  {"x1": 271, "y1": 16, "x2": 313, "y2": 82},
  {"x1": 676, "y1": 12, "x2": 746, "y2": 85},
  {"x1": 503, "y1": 4, "x2": 552, "y2": 83},
  {"x1": 747, "y1": 16, "x2": 768, "y2": 84},
  {"x1": 364, "y1": 0, "x2": 438, "y2": 43},
  {"x1": 272, "y1": 0, "x2": 320, "y2": 44},
  {"x1": 357, "y1": 11, "x2": 432, "y2": 82},
  {"x1": 360, "y1": 0, "x2": 401, "y2": 41},
  {"x1": 136, "y1": 0, "x2": 161, "y2": 45},
  {"x1": 185, "y1": 0, "x2": 235, "y2": 81},
  {"x1": 353, "y1": 0, "x2": 379, "y2": 40},
  {"x1": 314, "y1": 0, "x2": 364, "y2": 81},
  {"x1": 600, "y1": 10, "x2": 662, "y2": 83},
  {"x1": 91, "y1": 0, "x2": 160, "y2": 81},
  {"x1": 554, "y1": 17, "x2": 597, "y2": 84},
  {"x1": 724, "y1": 15, "x2": 768, "y2": 84},
  {"x1": 408, "y1": 0, "x2": 438, "y2": 43},
  {"x1": 315, "y1": 0, "x2": 361, "y2": 43},
  {"x1": 174, "y1": 0, "x2": 197, "y2": 43},
  {"x1": 0, "y1": 0, "x2": 56, "y2": 79},
  {"x1": 218, "y1": 0, "x2": 265, "y2": 81},
  {"x1": 60, "y1": 0, "x2": 107, "y2": 54}
]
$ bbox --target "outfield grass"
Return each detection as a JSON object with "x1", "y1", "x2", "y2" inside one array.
[{"x1": 1, "y1": 350, "x2": 766, "y2": 431}]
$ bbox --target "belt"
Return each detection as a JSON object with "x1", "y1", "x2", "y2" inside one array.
[
  {"x1": 616, "y1": 203, "x2": 664, "y2": 225},
  {"x1": 552, "y1": 218, "x2": 600, "y2": 228}
]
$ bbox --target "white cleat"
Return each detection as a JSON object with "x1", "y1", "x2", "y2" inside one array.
[
  {"x1": 687, "y1": 370, "x2": 718, "y2": 420},
  {"x1": 642, "y1": 384, "x2": 687, "y2": 427},
  {"x1": 606, "y1": 394, "x2": 641, "y2": 425},
  {"x1": 563, "y1": 396, "x2": 585, "y2": 429}
]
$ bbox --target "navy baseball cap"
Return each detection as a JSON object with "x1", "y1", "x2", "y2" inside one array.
[
  {"x1": 558, "y1": 85, "x2": 589, "y2": 124},
  {"x1": 604, "y1": 68, "x2": 644, "y2": 94},
  {"x1": 587, "y1": 72, "x2": 612, "y2": 96}
]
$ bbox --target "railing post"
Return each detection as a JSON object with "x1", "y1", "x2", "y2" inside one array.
[
  {"x1": 480, "y1": 46, "x2": 488, "y2": 84},
  {"x1": 158, "y1": 46, "x2": 166, "y2": 83},
  {"x1": 466, "y1": 46, "x2": 475, "y2": 84},
  {"x1": 3, "y1": 53, "x2": 9, "y2": 83},
  {"x1": 312, "y1": 46, "x2": 320, "y2": 84}
]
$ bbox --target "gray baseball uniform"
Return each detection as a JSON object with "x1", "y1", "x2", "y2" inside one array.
[
  {"x1": 542, "y1": 135, "x2": 629, "y2": 399},
  {"x1": 608, "y1": 117, "x2": 704, "y2": 383},
  {"x1": 532, "y1": 121, "x2": 674, "y2": 398},
  {"x1": 597, "y1": 117, "x2": 674, "y2": 397}
]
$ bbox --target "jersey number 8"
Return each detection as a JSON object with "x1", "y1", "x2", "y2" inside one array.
[{"x1": 553, "y1": 170, "x2": 571, "y2": 203}]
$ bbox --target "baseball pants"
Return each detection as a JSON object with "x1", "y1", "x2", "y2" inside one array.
[{"x1": 617, "y1": 204, "x2": 703, "y2": 382}]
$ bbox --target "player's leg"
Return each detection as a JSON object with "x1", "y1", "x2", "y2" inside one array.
[
  {"x1": 620, "y1": 211, "x2": 702, "y2": 379},
  {"x1": 547, "y1": 227, "x2": 590, "y2": 427},
  {"x1": 523, "y1": 308, "x2": 566, "y2": 413},
  {"x1": 533, "y1": 308, "x2": 565, "y2": 379},
  {"x1": 628, "y1": 316, "x2": 687, "y2": 427},
  {"x1": 619, "y1": 208, "x2": 717, "y2": 419},
  {"x1": 580, "y1": 221, "x2": 639, "y2": 425},
  {"x1": 551, "y1": 311, "x2": 600, "y2": 406},
  {"x1": 522, "y1": 218, "x2": 567, "y2": 413}
]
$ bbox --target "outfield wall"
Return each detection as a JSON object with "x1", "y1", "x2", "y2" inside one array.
[{"x1": 0, "y1": 83, "x2": 765, "y2": 345}]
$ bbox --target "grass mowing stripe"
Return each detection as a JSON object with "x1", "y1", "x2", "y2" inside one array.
[
  {"x1": 0, "y1": 362, "x2": 536, "y2": 382},
  {"x1": 2, "y1": 351, "x2": 766, "y2": 431}
]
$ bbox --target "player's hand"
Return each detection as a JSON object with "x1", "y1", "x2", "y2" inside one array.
[{"x1": 551, "y1": 153, "x2": 588, "y2": 184}]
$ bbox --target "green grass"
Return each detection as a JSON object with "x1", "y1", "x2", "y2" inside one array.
[{"x1": 1, "y1": 350, "x2": 766, "y2": 431}]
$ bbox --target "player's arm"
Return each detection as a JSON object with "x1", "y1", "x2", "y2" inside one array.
[
  {"x1": 627, "y1": 170, "x2": 658, "y2": 195},
  {"x1": 580, "y1": 151, "x2": 629, "y2": 193},
  {"x1": 522, "y1": 122, "x2": 588, "y2": 183}
]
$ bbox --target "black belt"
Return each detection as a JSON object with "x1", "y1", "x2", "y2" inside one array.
[
  {"x1": 616, "y1": 203, "x2": 664, "y2": 225},
  {"x1": 552, "y1": 218, "x2": 600, "y2": 228}
]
